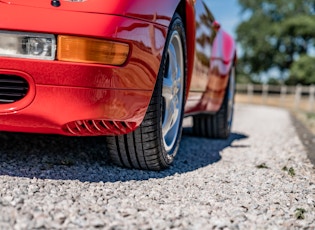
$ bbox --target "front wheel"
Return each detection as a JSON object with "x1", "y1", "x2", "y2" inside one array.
[{"x1": 105, "y1": 13, "x2": 187, "y2": 170}]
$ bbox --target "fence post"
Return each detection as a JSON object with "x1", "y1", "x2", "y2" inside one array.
[
  {"x1": 309, "y1": 85, "x2": 315, "y2": 112},
  {"x1": 279, "y1": 85, "x2": 287, "y2": 107},
  {"x1": 294, "y1": 84, "x2": 302, "y2": 110},
  {"x1": 262, "y1": 84, "x2": 268, "y2": 104},
  {"x1": 247, "y1": 84, "x2": 254, "y2": 103}
]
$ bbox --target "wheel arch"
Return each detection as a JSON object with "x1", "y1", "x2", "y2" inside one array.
[{"x1": 174, "y1": 0, "x2": 196, "y2": 101}]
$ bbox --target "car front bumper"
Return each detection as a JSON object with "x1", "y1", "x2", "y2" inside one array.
[{"x1": 0, "y1": 5, "x2": 167, "y2": 135}]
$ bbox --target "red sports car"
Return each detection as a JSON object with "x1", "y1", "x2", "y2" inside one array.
[{"x1": 0, "y1": 0, "x2": 236, "y2": 170}]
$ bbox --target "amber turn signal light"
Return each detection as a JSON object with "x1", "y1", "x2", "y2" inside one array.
[{"x1": 57, "y1": 36, "x2": 129, "y2": 66}]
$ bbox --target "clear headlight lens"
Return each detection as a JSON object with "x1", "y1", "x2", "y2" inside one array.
[
  {"x1": 0, "y1": 31, "x2": 130, "y2": 65},
  {"x1": 0, "y1": 30, "x2": 56, "y2": 60}
]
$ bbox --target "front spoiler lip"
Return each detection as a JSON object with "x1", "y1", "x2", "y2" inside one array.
[{"x1": 0, "y1": 84, "x2": 151, "y2": 136}]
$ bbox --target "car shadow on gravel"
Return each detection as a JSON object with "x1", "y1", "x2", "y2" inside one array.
[{"x1": 0, "y1": 131, "x2": 248, "y2": 183}]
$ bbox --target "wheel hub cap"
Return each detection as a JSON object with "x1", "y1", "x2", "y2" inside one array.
[{"x1": 162, "y1": 31, "x2": 184, "y2": 152}]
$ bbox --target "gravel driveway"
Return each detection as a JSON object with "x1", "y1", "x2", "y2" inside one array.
[{"x1": 0, "y1": 104, "x2": 314, "y2": 229}]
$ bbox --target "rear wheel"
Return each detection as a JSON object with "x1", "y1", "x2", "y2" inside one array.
[
  {"x1": 192, "y1": 67, "x2": 235, "y2": 139},
  {"x1": 105, "y1": 13, "x2": 187, "y2": 170}
]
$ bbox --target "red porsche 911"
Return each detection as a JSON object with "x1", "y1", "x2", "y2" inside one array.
[{"x1": 0, "y1": 0, "x2": 236, "y2": 170}]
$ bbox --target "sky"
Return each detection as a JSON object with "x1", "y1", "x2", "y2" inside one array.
[{"x1": 205, "y1": 0, "x2": 242, "y2": 38}]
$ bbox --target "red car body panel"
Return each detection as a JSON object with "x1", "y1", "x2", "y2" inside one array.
[
  {"x1": 0, "y1": 0, "x2": 176, "y2": 27},
  {"x1": 185, "y1": 28, "x2": 236, "y2": 114},
  {"x1": 184, "y1": 0, "x2": 236, "y2": 114},
  {"x1": 0, "y1": 0, "x2": 236, "y2": 136}
]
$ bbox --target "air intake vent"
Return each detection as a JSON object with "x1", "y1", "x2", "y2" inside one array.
[
  {"x1": 0, "y1": 74, "x2": 29, "y2": 104},
  {"x1": 63, "y1": 120, "x2": 137, "y2": 136}
]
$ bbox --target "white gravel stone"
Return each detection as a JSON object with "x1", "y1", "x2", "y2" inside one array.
[{"x1": 0, "y1": 104, "x2": 314, "y2": 229}]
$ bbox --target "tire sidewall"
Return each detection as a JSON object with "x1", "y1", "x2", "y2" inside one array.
[{"x1": 157, "y1": 14, "x2": 187, "y2": 166}]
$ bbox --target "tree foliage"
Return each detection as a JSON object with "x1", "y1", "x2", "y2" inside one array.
[
  {"x1": 286, "y1": 55, "x2": 315, "y2": 85},
  {"x1": 236, "y1": 0, "x2": 315, "y2": 84}
]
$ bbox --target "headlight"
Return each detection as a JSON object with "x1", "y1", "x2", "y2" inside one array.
[
  {"x1": 57, "y1": 35, "x2": 130, "y2": 66},
  {"x1": 0, "y1": 30, "x2": 56, "y2": 60}
]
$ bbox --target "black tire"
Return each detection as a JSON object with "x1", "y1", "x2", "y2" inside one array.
[
  {"x1": 105, "y1": 13, "x2": 187, "y2": 170},
  {"x1": 192, "y1": 67, "x2": 235, "y2": 139}
]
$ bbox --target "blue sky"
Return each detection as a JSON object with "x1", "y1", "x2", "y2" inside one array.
[{"x1": 205, "y1": 0, "x2": 242, "y2": 37}]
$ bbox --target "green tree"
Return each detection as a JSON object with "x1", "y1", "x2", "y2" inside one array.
[
  {"x1": 236, "y1": 59, "x2": 260, "y2": 84},
  {"x1": 267, "y1": 77, "x2": 281, "y2": 85},
  {"x1": 286, "y1": 55, "x2": 315, "y2": 85},
  {"x1": 236, "y1": 0, "x2": 315, "y2": 84}
]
